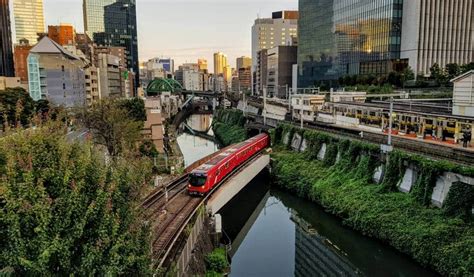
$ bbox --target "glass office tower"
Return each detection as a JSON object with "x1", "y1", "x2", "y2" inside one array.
[
  {"x1": 298, "y1": 0, "x2": 403, "y2": 87},
  {"x1": 13, "y1": 0, "x2": 45, "y2": 44},
  {"x1": 83, "y1": 0, "x2": 139, "y2": 88}
]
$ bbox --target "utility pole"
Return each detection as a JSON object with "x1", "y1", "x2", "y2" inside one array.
[
  {"x1": 388, "y1": 97, "x2": 394, "y2": 146},
  {"x1": 263, "y1": 87, "x2": 267, "y2": 126}
]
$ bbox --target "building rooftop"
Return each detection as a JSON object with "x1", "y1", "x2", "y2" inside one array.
[
  {"x1": 451, "y1": 70, "x2": 474, "y2": 83},
  {"x1": 30, "y1": 36, "x2": 80, "y2": 60}
]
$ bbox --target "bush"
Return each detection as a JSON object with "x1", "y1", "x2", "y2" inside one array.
[
  {"x1": 205, "y1": 248, "x2": 228, "y2": 273},
  {"x1": 0, "y1": 124, "x2": 153, "y2": 275}
]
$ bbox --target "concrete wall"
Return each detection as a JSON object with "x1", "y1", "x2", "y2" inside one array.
[{"x1": 207, "y1": 155, "x2": 270, "y2": 215}]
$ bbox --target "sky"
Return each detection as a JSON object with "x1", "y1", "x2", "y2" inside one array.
[{"x1": 43, "y1": 0, "x2": 298, "y2": 70}]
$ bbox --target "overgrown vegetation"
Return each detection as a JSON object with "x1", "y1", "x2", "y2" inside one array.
[
  {"x1": 205, "y1": 248, "x2": 228, "y2": 276},
  {"x1": 271, "y1": 124, "x2": 474, "y2": 276},
  {"x1": 0, "y1": 123, "x2": 153, "y2": 274},
  {"x1": 212, "y1": 109, "x2": 247, "y2": 146}
]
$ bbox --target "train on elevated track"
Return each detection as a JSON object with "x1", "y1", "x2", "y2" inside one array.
[{"x1": 188, "y1": 133, "x2": 270, "y2": 195}]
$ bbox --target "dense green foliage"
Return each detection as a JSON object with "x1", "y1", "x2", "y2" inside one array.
[
  {"x1": 82, "y1": 99, "x2": 144, "y2": 157},
  {"x1": 212, "y1": 109, "x2": 246, "y2": 146},
  {"x1": 119, "y1": 97, "x2": 147, "y2": 122},
  {"x1": 0, "y1": 124, "x2": 153, "y2": 275},
  {"x1": 271, "y1": 125, "x2": 474, "y2": 276},
  {"x1": 205, "y1": 248, "x2": 228, "y2": 274}
]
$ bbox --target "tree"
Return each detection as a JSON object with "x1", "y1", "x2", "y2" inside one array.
[
  {"x1": 0, "y1": 87, "x2": 35, "y2": 128},
  {"x1": 445, "y1": 63, "x2": 461, "y2": 80},
  {"x1": 400, "y1": 66, "x2": 415, "y2": 86},
  {"x1": 460, "y1": 62, "x2": 474, "y2": 74},
  {"x1": 430, "y1": 63, "x2": 448, "y2": 85},
  {"x1": 82, "y1": 99, "x2": 143, "y2": 157},
  {"x1": 119, "y1": 97, "x2": 146, "y2": 122},
  {"x1": 0, "y1": 125, "x2": 152, "y2": 274}
]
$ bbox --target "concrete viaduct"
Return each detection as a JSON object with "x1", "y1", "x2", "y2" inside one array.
[{"x1": 143, "y1": 148, "x2": 271, "y2": 276}]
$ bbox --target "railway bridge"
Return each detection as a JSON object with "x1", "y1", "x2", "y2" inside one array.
[{"x1": 142, "y1": 147, "x2": 270, "y2": 275}]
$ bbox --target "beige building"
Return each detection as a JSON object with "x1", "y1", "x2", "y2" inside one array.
[
  {"x1": 13, "y1": 0, "x2": 45, "y2": 44},
  {"x1": 0, "y1": 76, "x2": 27, "y2": 91},
  {"x1": 97, "y1": 53, "x2": 122, "y2": 98},
  {"x1": 143, "y1": 97, "x2": 165, "y2": 154}
]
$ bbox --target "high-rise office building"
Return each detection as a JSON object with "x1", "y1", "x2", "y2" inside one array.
[
  {"x1": 83, "y1": 0, "x2": 139, "y2": 90},
  {"x1": 213, "y1": 52, "x2": 228, "y2": 75},
  {"x1": 48, "y1": 24, "x2": 75, "y2": 46},
  {"x1": 0, "y1": 0, "x2": 14, "y2": 77},
  {"x1": 298, "y1": 0, "x2": 404, "y2": 87},
  {"x1": 251, "y1": 11, "x2": 298, "y2": 71},
  {"x1": 236, "y1": 56, "x2": 252, "y2": 70},
  {"x1": 13, "y1": 0, "x2": 45, "y2": 44},
  {"x1": 83, "y1": 0, "x2": 114, "y2": 39},
  {"x1": 251, "y1": 11, "x2": 298, "y2": 94},
  {"x1": 298, "y1": 0, "x2": 474, "y2": 87},
  {"x1": 401, "y1": 0, "x2": 473, "y2": 75}
]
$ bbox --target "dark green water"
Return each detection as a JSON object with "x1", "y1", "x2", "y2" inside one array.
[
  {"x1": 178, "y1": 115, "x2": 438, "y2": 277},
  {"x1": 219, "y1": 172, "x2": 439, "y2": 277}
]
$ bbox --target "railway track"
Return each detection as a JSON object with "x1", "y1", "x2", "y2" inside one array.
[
  {"x1": 147, "y1": 152, "x2": 266, "y2": 270},
  {"x1": 142, "y1": 175, "x2": 189, "y2": 217},
  {"x1": 249, "y1": 114, "x2": 473, "y2": 165}
]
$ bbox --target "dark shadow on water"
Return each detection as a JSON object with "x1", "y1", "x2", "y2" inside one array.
[{"x1": 220, "y1": 177, "x2": 439, "y2": 277}]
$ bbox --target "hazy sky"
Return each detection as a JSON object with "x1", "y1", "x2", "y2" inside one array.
[{"x1": 43, "y1": 0, "x2": 298, "y2": 70}]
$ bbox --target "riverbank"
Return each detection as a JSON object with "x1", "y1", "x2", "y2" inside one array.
[
  {"x1": 212, "y1": 109, "x2": 246, "y2": 146},
  {"x1": 270, "y1": 125, "x2": 473, "y2": 276}
]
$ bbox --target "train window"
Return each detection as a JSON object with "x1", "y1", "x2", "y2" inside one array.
[
  {"x1": 225, "y1": 162, "x2": 229, "y2": 169},
  {"x1": 216, "y1": 169, "x2": 220, "y2": 176}
]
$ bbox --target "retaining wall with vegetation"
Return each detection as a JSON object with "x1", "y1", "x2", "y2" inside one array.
[
  {"x1": 270, "y1": 124, "x2": 474, "y2": 277},
  {"x1": 212, "y1": 109, "x2": 247, "y2": 147}
]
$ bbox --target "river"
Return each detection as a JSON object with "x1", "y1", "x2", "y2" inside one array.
[{"x1": 177, "y1": 114, "x2": 438, "y2": 277}]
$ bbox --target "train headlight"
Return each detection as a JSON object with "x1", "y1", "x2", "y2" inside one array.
[
  {"x1": 201, "y1": 186, "x2": 205, "y2": 189},
  {"x1": 188, "y1": 185, "x2": 191, "y2": 188}
]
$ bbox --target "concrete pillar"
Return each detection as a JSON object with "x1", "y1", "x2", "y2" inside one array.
[
  {"x1": 317, "y1": 143, "x2": 327, "y2": 161},
  {"x1": 398, "y1": 167, "x2": 417, "y2": 193}
]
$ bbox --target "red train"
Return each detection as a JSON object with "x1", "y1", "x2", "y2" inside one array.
[{"x1": 188, "y1": 133, "x2": 270, "y2": 196}]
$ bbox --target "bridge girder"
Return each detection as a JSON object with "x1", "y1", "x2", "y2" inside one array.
[{"x1": 146, "y1": 78, "x2": 184, "y2": 96}]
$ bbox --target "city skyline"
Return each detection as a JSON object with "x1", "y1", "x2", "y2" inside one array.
[{"x1": 41, "y1": 0, "x2": 297, "y2": 71}]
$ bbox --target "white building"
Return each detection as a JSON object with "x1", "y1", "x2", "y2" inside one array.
[
  {"x1": 291, "y1": 94, "x2": 325, "y2": 121},
  {"x1": 401, "y1": 0, "x2": 473, "y2": 76},
  {"x1": 451, "y1": 70, "x2": 474, "y2": 117},
  {"x1": 251, "y1": 11, "x2": 298, "y2": 72}
]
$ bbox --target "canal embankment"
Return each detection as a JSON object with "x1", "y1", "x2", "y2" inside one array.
[
  {"x1": 212, "y1": 109, "x2": 246, "y2": 146},
  {"x1": 270, "y1": 124, "x2": 474, "y2": 277}
]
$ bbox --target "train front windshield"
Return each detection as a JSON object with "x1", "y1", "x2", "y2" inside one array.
[{"x1": 189, "y1": 174, "x2": 207, "y2": 187}]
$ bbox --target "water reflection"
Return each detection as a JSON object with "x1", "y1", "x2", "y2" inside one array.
[
  {"x1": 221, "y1": 179, "x2": 438, "y2": 277},
  {"x1": 177, "y1": 114, "x2": 218, "y2": 166}
]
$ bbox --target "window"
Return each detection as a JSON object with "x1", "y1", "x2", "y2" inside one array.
[
  {"x1": 225, "y1": 162, "x2": 229, "y2": 169},
  {"x1": 189, "y1": 174, "x2": 207, "y2": 187},
  {"x1": 61, "y1": 65, "x2": 65, "y2": 72}
]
